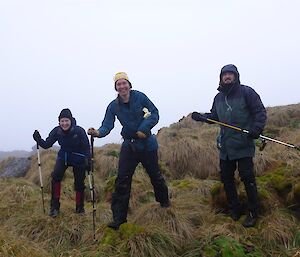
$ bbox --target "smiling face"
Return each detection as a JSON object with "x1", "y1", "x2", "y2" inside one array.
[
  {"x1": 59, "y1": 118, "x2": 72, "y2": 131},
  {"x1": 115, "y1": 79, "x2": 131, "y2": 99},
  {"x1": 221, "y1": 72, "x2": 236, "y2": 85}
]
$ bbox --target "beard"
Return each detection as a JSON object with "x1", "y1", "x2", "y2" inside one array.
[{"x1": 220, "y1": 80, "x2": 235, "y2": 87}]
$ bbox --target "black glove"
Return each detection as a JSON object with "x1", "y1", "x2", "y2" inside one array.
[
  {"x1": 33, "y1": 130, "x2": 41, "y2": 142},
  {"x1": 191, "y1": 112, "x2": 207, "y2": 122},
  {"x1": 85, "y1": 157, "x2": 92, "y2": 172},
  {"x1": 248, "y1": 128, "x2": 261, "y2": 139}
]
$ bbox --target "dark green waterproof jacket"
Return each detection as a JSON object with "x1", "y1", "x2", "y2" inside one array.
[{"x1": 206, "y1": 83, "x2": 267, "y2": 160}]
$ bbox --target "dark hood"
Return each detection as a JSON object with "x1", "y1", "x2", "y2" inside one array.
[{"x1": 219, "y1": 64, "x2": 240, "y2": 86}]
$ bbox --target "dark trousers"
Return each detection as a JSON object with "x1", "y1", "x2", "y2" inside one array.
[
  {"x1": 220, "y1": 157, "x2": 258, "y2": 214},
  {"x1": 50, "y1": 159, "x2": 86, "y2": 209},
  {"x1": 111, "y1": 144, "x2": 169, "y2": 223}
]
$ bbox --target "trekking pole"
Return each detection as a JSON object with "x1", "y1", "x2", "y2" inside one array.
[
  {"x1": 87, "y1": 135, "x2": 96, "y2": 241},
  {"x1": 36, "y1": 143, "x2": 45, "y2": 214},
  {"x1": 205, "y1": 118, "x2": 300, "y2": 151}
]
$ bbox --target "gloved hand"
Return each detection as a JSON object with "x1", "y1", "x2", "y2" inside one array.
[
  {"x1": 136, "y1": 131, "x2": 147, "y2": 139},
  {"x1": 85, "y1": 157, "x2": 92, "y2": 172},
  {"x1": 191, "y1": 112, "x2": 207, "y2": 122},
  {"x1": 87, "y1": 127, "x2": 100, "y2": 137},
  {"x1": 33, "y1": 130, "x2": 41, "y2": 142},
  {"x1": 248, "y1": 128, "x2": 261, "y2": 139}
]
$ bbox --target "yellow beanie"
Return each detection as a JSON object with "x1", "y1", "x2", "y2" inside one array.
[
  {"x1": 114, "y1": 72, "x2": 130, "y2": 83},
  {"x1": 113, "y1": 72, "x2": 132, "y2": 90}
]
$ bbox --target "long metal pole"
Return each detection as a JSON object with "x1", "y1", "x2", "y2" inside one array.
[
  {"x1": 37, "y1": 143, "x2": 45, "y2": 214},
  {"x1": 88, "y1": 135, "x2": 96, "y2": 240},
  {"x1": 206, "y1": 118, "x2": 300, "y2": 151}
]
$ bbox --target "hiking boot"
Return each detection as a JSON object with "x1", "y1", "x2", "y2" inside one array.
[
  {"x1": 242, "y1": 211, "x2": 258, "y2": 227},
  {"x1": 230, "y1": 210, "x2": 242, "y2": 221},
  {"x1": 49, "y1": 197, "x2": 60, "y2": 218},
  {"x1": 75, "y1": 205, "x2": 85, "y2": 215},
  {"x1": 107, "y1": 220, "x2": 126, "y2": 230},
  {"x1": 160, "y1": 200, "x2": 171, "y2": 208},
  {"x1": 49, "y1": 208, "x2": 59, "y2": 218}
]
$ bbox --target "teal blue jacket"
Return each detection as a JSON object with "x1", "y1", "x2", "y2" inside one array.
[{"x1": 98, "y1": 90, "x2": 159, "y2": 151}]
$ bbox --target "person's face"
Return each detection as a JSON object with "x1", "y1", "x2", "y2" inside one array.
[
  {"x1": 59, "y1": 118, "x2": 71, "y2": 131},
  {"x1": 221, "y1": 72, "x2": 235, "y2": 85},
  {"x1": 115, "y1": 79, "x2": 131, "y2": 97}
]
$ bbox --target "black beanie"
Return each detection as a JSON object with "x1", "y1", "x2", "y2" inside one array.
[{"x1": 58, "y1": 108, "x2": 73, "y2": 121}]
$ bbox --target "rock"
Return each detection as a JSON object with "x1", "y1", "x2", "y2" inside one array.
[{"x1": 0, "y1": 157, "x2": 31, "y2": 178}]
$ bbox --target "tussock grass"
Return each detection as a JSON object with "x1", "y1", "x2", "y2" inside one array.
[
  {"x1": 93, "y1": 144, "x2": 120, "y2": 180},
  {"x1": 0, "y1": 232, "x2": 50, "y2": 257},
  {"x1": 258, "y1": 210, "x2": 297, "y2": 248},
  {"x1": 98, "y1": 223, "x2": 179, "y2": 257},
  {"x1": 171, "y1": 190, "x2": 216, "y2": 227},
  {"x1": 169, "y1": 177, "x2": 215, "y2": 200},
  {"x1": 266, "y1": 103, "x2": 300, "y2": 128},
  {"x1": 132, "y1": 203, "x2": 193, "y2": 243},
  {"x1": 158, "y1": 120, "x2": 219, "y2": 179},
  {"x1": 129, "y1": 167, "x2": 156, "y2": 209}
]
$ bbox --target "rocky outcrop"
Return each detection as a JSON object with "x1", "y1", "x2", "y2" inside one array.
[{"x1": 0, "y1": 157, "x2": 31, "y2": 178}]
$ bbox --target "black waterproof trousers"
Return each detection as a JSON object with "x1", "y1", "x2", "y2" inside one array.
[
  {"x1": 220, "y1": 157, "x2": 258, "y2": 214},
  {"x1": 111, "y1": 144, "x2": 169, "y2": 224},
  {"x1": 50, "y1": 159, "x2": 86, "y2": 210}
]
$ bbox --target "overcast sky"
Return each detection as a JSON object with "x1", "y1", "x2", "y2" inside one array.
[{"x1": 1, "y1": 0, "x2": 299, "y2": 151}]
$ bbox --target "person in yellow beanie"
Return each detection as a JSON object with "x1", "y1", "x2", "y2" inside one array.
[{"x1": 88, "y1": 72, "x2": 170, "y2": 230}]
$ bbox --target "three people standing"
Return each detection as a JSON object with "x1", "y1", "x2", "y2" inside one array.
[{"x1": 33, "y1": 66, "x2": 266, "y2": 229}]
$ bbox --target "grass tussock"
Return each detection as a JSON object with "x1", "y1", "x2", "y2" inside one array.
[
  {"x1": 158, "y1": 120, "x2": 219, "y2": 179},
  {"x1": 93, "y1": 144, "x2": 120, "y2": 180},
  {"x1": 258, "y1": 210, "x2": 297, "y2": 248},
  {"x1": 0, "y1": 233, "x2": 50, "y2": 257},
  {"x1": 132, "y1": 203, "x2": 194, "y2": 243},
  {"x1": 129, "y1": 167, "x2": 156, "y2": 209},
  {"x1": 98, "y1": 223, "x2": 179, "y2": 257}
]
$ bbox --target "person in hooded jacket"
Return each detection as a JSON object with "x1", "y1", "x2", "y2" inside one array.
[
  {"x1": 192, "y1": 64, "x2": 267, "y2": 227},
  {"x1": 87, "y1": 72, "x2": 170, "y2": 230},
  {"x1": 33, "y1": 108, "x2": 91, "y2": 217}
]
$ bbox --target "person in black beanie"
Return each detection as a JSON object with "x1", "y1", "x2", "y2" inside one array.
[
  {"x1": 33, "y1": 108, "x2": 91, "y2": 217},
  {"x1": 191, "y1": 64, "x2": 267, "y2": 227}
]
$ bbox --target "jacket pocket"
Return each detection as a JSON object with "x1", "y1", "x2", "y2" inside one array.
[{"x1": 227, "y1": 132, "x2": 249, "y2": 150}]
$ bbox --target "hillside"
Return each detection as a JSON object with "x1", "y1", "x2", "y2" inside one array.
[
  {"x1": 0, "y1": 103, "x2": 300, "y2": 256},
  {"x1": 0, "y1": 150, "x2": 30, "y2": 161}
]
